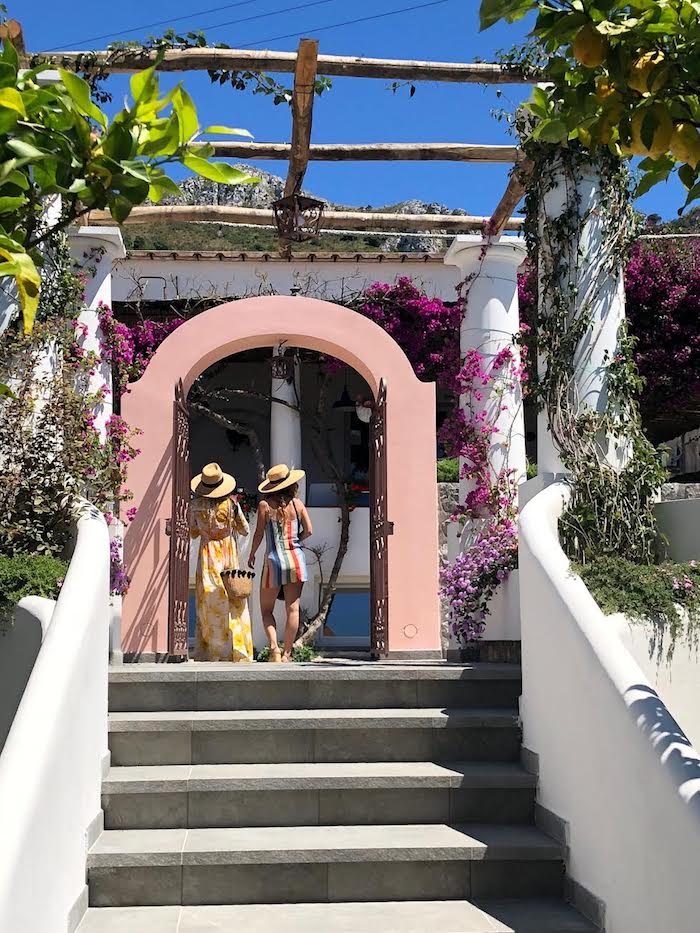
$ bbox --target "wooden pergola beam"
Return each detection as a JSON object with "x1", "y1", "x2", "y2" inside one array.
[
  {"x1": 488, "y1": 159, "x2": 534, "y2": 236},
  {"x1": 86, "y1": 204, "x2": 524, "y2": 232},
  {"x1": 0, "y1": 19, "x2": 25, "y2": 53},
  {"x1": 32, "y1": 47, "x2": 534, "y2": 84},
  {"x1": 202, "y1": 142, "x2": 522, "y2": 163},
  {"x1": 283, "y1": 39, "x2": 318, "y2": 198}
]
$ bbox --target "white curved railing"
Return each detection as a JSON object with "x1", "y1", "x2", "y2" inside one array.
[
  {"x1": 0, "y1": 503, "x2": 109, "y2": 933},
  {"x1": 519, "y1": 482, "x2": 700, "y2": 933}
]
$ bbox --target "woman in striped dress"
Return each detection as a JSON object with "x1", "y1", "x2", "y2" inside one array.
[{"x1": 248, "y1": 464, "x2": 313, "y2": 662}]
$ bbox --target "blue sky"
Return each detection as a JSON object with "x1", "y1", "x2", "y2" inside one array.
[{"x1": 21, "y1": 0, "x2": 684, "y2": 219}]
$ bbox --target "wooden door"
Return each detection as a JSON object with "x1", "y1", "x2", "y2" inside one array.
[
  {"x1": 167, "y1": 378, "x2": 190, "y2": 659},
  {"x1": 369, "y1": 379, "x2": 392, "y2": 659}
]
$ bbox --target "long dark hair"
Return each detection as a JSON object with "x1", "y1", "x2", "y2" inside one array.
[{"x1": 265, "y1": 483, "x2": 299, "y2": 520}]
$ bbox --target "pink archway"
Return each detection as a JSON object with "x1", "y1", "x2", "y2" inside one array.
[{"x1": 120, "y1": 295, "x2": 441, "y2": 658}]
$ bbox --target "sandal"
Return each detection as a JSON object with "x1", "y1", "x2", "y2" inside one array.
[{"x1": 268, "y1": 647, "x2": 282, "y2": 663}]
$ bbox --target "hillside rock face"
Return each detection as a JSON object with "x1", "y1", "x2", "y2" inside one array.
[{"x1": 169, "y1": 168, "x2": 468, "y2": 252}]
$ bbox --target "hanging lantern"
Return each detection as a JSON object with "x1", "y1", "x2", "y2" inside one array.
[
  {"x1": 270, "y1": 354, "x2": 295, "y2": 381},
  {"x1": 333, "y1": 385, "x2": 355, "y2": 411},
  {"x1": 273, "y1": 193, "x2": 325, "y2": 242}
]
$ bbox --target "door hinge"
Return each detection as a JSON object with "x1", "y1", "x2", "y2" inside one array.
[{"x1": 165, "y1": 518, "x2": 172, "y2": 537}]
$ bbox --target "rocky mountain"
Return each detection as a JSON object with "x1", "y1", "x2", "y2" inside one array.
[{"x1": 123, "y1": 167, "x2": 469, "y2": 253}]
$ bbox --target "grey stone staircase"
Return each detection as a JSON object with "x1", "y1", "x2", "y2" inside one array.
[{"x1": 78, "y1": 663, "x2": 599, "y2": 932}]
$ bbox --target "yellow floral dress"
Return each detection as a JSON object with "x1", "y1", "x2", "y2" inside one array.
[{"x1": 189, "y1": 497, "x2": 253, "y2": 662}]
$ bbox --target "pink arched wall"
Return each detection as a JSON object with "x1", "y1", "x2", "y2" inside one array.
[{"x1": 120, "y1": 295, "x2": 441, "y2": 658}]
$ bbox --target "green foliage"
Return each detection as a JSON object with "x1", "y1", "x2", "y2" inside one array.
[
  {"x1": 437, "y1": 457, "x2": 459, "y2": 483},
  {"x1": 256, "y1": 644, "x2": 318, "y2": 662},
  {"x1": 575, "y1": 554, "x2": 700, "y2": 660},
  {"x1": 1, "y1": 43, "x2": 256, "y2": 334},
  {"x1": 0, "y1": 553, "x2": 68, "y2": 624},
  {"x1": 523, "y1": 144, "x2": 667, "y2": 564},
  {"x1": 481, "y1": 0, "x2": 700, "y2": 209},
  {"x1": 122, "y1": 223, "x2": 388, "y2": 254},
  {"x1": 0, "y1": 235, "x2": 136, "y2": 557}
]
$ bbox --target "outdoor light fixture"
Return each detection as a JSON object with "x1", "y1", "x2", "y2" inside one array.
[
  {"x1": 270, "y1": 354, "x2": 296, "y2": 382},
  {"x1": 333, "y1": 384, "x2": 355, "y2": 412},
  {"x1": 272, "y1": 193, "x2": 325, "y2": 242}
]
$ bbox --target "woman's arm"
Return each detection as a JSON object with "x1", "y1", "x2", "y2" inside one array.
[
  {"x1": 231, "y1": 497, "x2": 250, "y2": 537},
  {"x1": 298, "y1": 500, "x2": 313, "y2": 542},
  {"x1": 248, "y1": 501, "x2": 267, "y2": 568}
]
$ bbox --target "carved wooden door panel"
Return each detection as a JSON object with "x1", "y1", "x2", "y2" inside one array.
[
  {"x1": 167, "y1": 379, "x2": 190, "y2": 659},
  {"x1": 369, "y1": 379, "x2": 392, "y2": 659}
]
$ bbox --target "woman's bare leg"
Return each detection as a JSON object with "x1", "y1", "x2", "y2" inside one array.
[
  {"x1": 260, "y1": 586, "x2": 280, "y2": 652},
  {"x1": 282, "y1": 583, "x2": 303, "y2": 660}
]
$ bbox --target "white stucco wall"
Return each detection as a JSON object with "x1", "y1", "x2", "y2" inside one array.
[
  {"x1": 610, "y1": 613, "x2": 700, "y2": 753},
  {"x1": 520, "y1": 482, "x2": 700, "y2": 933},
  {"x1": 113, "y1": 254, "x2": 462, "y2": 303},
  {"x1": 0, "y1": 504, "x2": 110, "y2": 933}
]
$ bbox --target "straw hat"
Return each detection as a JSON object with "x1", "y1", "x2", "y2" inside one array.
[
  {"x1": 258, "y1": 463, "x2": 305, "y2": 495},
  {"x1": 191, "y1": 462, "x2": 236, "y2": 498}
]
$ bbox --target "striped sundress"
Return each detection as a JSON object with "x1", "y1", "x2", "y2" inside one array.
[{"x1": 262, "y1": 500, "x2": 309, "y2": 590}]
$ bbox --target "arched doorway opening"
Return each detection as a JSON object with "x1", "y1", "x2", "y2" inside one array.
[
  {"x1": 178, "y1": 346, "x2": 381, "y2": 657},
  {"x1": 121, "y1": 295, "x2": 441, "y2": 660}
]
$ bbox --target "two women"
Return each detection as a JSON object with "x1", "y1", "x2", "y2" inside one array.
[{"x1": 190, "y1": 461, "x2": 312, "y2": 663}]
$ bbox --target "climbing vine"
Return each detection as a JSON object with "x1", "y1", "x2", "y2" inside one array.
[{"x1": 524, "y1": 141, "x2": 666, "y2": 564}]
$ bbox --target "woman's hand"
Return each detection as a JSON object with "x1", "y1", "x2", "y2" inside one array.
[{"x1": 248, "y1": 553, "x2": 256, "y2": 570}]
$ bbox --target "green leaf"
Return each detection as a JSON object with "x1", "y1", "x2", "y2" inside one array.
[
  {"x1": 0, "y1": 382, "x2": 14, "y2": 398},
  {"x1": 535, "y1": 119, "x2": 568, "y2": 143},
  {"x1": 147, "y1": 173, "x2": 181, "y2": 204},
  {"x1": 1, "y1": 170, "x2": 29, "y2": 190},
  {"x1": 137, "y1": 114, "x2": 181, "y2": 157},
  {"x1": 0, "y1": 86, "x2": 25, "y2": 117},
  {"x1": 129, "y1": 65, "x2": 158, "y2": 105},
  {"x1": 7, "y1": 139, "x2": 44, "y2": 161},
  {"x1": 107, "y1": 194, "x2": 134, "y2": 224},
  {"x1": 0, "y1": 195, "x2": 27, "y2": 213},
  {"x1": 683, "y1": 180, "x2": 700, "y2": 208},
  {"x1": 120, "y1": 160, "x2": 152, "y2": 183},
  {"x1": 0, "y1": 38, "x2": 19, "y2": 72},
  {"x1": 172, "y1": 86, "x2": 199, "y2": 145},
  {"x1": 182, "y1": 154, "x2": 258, "y2": 185},
  {"x1": 58, "y1": 69, "x2": 107, "y2": 128},
  {"x1": 101, "y1": 123, "x2": 135, "y2": 162},
  {"x1": 0, "y1": 245, "x2": 41, "y2": 334},
  {"x1": 640, "y1": 109, "x2": 659, "y2": 151},
  {"x1": 479, "y1": 0, "x2": 533, "y2": 30},
  {"x1": 201, "y1": 125, "x2": 253, "y2": 138},
  {"x1": 635, "y1": 169, "x2": 669, "y2": 197}
]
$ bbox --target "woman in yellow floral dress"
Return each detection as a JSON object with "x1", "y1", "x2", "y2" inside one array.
[{"x1": 190, "y1": 462, "x2": 253, "y2": 662}]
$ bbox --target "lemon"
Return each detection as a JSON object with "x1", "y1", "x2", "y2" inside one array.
[
  {"x1": 595, "y1": 78, "x2": 617, "y2": 103},
  {"x1": 629, "y1": 105, "x2": 673, "y2": 158},
  {"x1": 628, "y1": 51, "x2": 667, "y2": 96},
  {"x1": 573, "y1": 24, "x2": 608, "y2": 68},
  {"x1": 670, "y1": 124, "x2": 700, "y2": 168}
]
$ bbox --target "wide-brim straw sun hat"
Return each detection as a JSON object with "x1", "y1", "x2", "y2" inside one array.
[
  {"x1": 191, "y1": 462, "x2": 236, "y2": 498},
  {"x1": 258, "y1": 463, "x2": 305, "y2": 495}
]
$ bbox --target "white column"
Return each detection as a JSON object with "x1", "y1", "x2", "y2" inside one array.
[
  {"x1": 68, "y1": 227, "x2": 126, "y2": 442},
  {"x1": 444, "y1": 234, "x2": 528, "y2": 505},
  {"x1": 270, "y1": 348, "x2": 306, "y2": 499},
  {"x1": 536, "y1": 161, "x2": 628, "y2": 475}
]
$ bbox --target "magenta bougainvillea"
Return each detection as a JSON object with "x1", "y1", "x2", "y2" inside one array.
[
  {"x1": 518, "y1": 240, "x2": 700, "y2": 420},
  {"x1": 352, "y1": 278, "x2": 461, "y2": 391},
  {"x1": 97, "y1": 302, "x2": 185, "y2": 392},
  {"x1": 624, "y1": 239, "x2": 700, "y2": 415},
  {"x1": 438, "y1": 339, "x2": 526, "y2": 643}
]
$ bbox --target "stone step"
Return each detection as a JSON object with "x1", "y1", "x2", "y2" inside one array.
[
  {"x1": 87, "y1": 824, "x2": 564, "y2": 907},
  {"x1": 108, "y1": 662, "x2": 522, "y2": 712},
  {"x1": 77, "y1": 899, "x2": 599, "y2": 932},
  {"x1": 108, "y1": 708, "x2": 521, "y2": 766},
  {"x1": 102, "y1": 761, "x2": 537, "y2": 829}
]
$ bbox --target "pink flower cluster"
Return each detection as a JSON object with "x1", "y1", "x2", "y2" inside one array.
[
  {"x1": 98, "y1": 303, "x2": 184, "y2": 393},
  {"x1": 109, "y1": 538, "x2": 130, "y2": 596}
]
